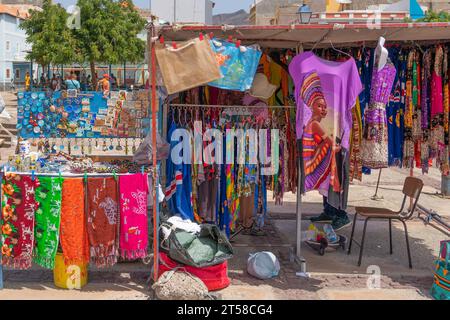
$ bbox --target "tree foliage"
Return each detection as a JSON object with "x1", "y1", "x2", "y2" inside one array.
[
  {"x1": 74, "y1": 0, "x2": 147, "y2": 83},
  {"x1": 417, "y1": 10, "x2": 450, "y2": 22},
  {"x1": 20, "y1": 0, "x2": 80, "y2": 67},
  {"x1": 21, "y1": 0, "x2": 147, "y2": 83}
]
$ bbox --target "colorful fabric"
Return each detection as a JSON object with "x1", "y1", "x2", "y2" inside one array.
[
  {"x1": 290, "y1": 52, "x2": 362, "y2": 197},
  {"x1": 1, "y1": 174, "x2": 39, "y2": 269},
  {"x1": 302, "y1": 131, "x2": 333, "y2": 191},
  {"x1": 209, "y1": 40, "x2": 262, "y2": 92},
  {"x1": 119, "y1": 174, "x2": 149, "y2": 260},
  {"x1": 349, "y1": 98, "x2": 363, "y2": 181},
  {"x1": 33, "y1": 177, "x2": 62, "y2": 269},
  {"x1": 362, "y1": 60, "x2": 397, "y2": 169},
  {"x1": 86, "y1": 177, "x2": 119, "y2": 268},
  {"x1": 60, "y1": 178, "x2": 90, "y2": 266}
]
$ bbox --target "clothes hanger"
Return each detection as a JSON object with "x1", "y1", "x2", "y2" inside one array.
[{"x1": 329, "y1": 40, "x2": 352, "y2": 59}]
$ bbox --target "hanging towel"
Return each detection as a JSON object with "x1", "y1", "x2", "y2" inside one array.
[
  {"x1": 33, "y1": 177, "x2": 63, "y2": 269},
  {"x1": 60, "y1": 178, "x2": 90, "y2": 266},
  {"x1": 86, "y1": 177, "x2": 119, "y2": 268},
  {"x1": 119, "y1": 174, "x2": 149, "y2": 260},
  {"x1": 1, "y1": 174, "x2": 39, "y2": 269}
]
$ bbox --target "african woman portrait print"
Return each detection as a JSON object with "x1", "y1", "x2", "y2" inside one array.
[{"x1": 301, "y1": 71, "x2": 342, "y2": 192}]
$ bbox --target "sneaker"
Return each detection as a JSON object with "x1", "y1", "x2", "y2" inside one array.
[
  {"x1": 310, "y1": 212, "x2": 334, "y2": 223},
  {"x1": 332, "y1": 216, "x2": 352, "y2": 231}
]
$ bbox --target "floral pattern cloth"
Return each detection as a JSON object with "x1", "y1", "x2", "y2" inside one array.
[
  {"x1": 1, "y1": 174, "x2": 39, "y2": 269},
  {"x1": 33, "y1": 177, "x2": 63, "y2": 269},
  {"x1": 119, "y1": 174, "x2": 149, "y2": 260}
]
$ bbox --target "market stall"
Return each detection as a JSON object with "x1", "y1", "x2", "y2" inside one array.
[
  {"x1": 148, "y1": 21, "x2": 450, "y2": 277},
  {"x1": 1, "y1": 21, "x2": 450, "y2": 293}
]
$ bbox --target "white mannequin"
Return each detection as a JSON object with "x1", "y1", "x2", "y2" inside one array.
[{"x1": 375, "y1": 37, "x2": 388, "y2": 71}]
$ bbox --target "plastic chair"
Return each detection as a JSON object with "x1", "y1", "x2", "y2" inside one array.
[{"x1": 348, "y1": 177, "x2": 424, "y2": 269}]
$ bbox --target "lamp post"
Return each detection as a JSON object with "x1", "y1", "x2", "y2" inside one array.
[{"x1": 298, "y1": 3, "x2": 312, "y2": 24}]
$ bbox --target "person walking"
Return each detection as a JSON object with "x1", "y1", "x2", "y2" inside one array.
[{"x1": 25, "y1": 72, "x2": 31, "y2": 91}]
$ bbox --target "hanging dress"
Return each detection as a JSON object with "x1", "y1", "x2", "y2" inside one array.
[{"x1": 361, "y1": 59, "x2": 397, "y2": 169}]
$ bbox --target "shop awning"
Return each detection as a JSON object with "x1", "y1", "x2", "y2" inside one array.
[{"x1": 154, "y1": 22, "x2": 450, "y2": 48}]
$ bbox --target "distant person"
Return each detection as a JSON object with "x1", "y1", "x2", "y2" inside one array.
[
  {"x1": 50, "y1": 74, "x2": 58, "y2": 91},
  {"x1": 40, "y1": 73, "x2": 46, "y2": 88},
  {"x1": 110, "y1": 73, "x2": 117, "y2": 90},
  {"x1": 80, "y1": 72, "x2": 87, "y2": 91},
  {"x1": 65, "y1": 74, "x2": 81, "y2": 91},
  {"x1": 87, "y1": 75, "x2": 92, "y2": 90},
  {"x1": 25, "y1": 72, "x2": 31, "y2": 91},
  {"x1": 96, "y1": 74, "x2": 110, "y2": 98}
]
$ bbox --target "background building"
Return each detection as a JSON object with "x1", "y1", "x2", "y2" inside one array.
[
  {"x1": 150, "y1": 0, "x2": 214, "y2": 24},
  {"x1": 0, "y1": 4, "x2": 40, "y2": 90},
  {"x1": 0, "y1": 0, "x2": 43, "y2": 5}
]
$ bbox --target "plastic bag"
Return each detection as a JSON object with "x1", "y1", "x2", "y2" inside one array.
[
  {"x1": 247, "y1": 251, "x2": 280, "y2": 280},
  {"x1": 133, "y1": 131, "x2": 170, "y2": 163},
  {"x1": 208, "y1": 40, "x2": 262, "y2": 92}
]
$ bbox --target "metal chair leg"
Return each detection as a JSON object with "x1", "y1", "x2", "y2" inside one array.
[
  {"x1": 348, "y1": 212, "x2": 358, "y2": 255},
  {"x1": 358, "y1": 218, "x2": 370, "y2": 267},
  {"x1": 389, "y1": 219, "x2": 393, "y2": 255},
  {"x1": 401, "y1": 220, "x2": 413, "y2": 269}
]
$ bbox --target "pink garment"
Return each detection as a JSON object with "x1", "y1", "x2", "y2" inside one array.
[
  {"x1": 431, "y1": 71, "x2": 443, "y2": 117},
  {"x1": 119, "y1": 174, "x2": 149, "y2": 260}
]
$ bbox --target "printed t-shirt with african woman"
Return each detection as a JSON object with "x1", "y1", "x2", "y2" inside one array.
[{"x1": 289, "y1": 51, "x2": 363, "y2": 196}]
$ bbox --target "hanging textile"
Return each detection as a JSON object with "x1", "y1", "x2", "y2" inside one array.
[
  {"x1": 209, "y1": 40, "x2": 262, "y2": 92},
  {"x1": 349, "y1": 98, "x2": 363, "y2": 181},
  {"x1": 86, "y1": 177, "x2": 119, "y2": 268},
  {"x1": 403, "y1": 50, "x2": 416, "y2": 168},
  {"x1": 361, "y1": 58, "x2": 397, "y2": 169},
  {"x1": 33, "y1": 177, "x2": 63, "y2": 269},
  {"x1": 60, "y1": 178, "x2": 90, "y2": 266},
  {"x1": 1, "y1": 174, "x2": 38, "y2": 269},
  {"x1": 119, "y1": 174, "x2": 149, "y2": 260},
  {"x1": 289, "y1": 51, "x2": 362, "y2": 200},
  {"x1": 165, "y1": 121, "x2": 194, "y2": 221}
]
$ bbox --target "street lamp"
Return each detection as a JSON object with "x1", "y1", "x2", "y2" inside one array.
[{"x1": 298, "y1": 4, "x2": 312, "y2": 24}]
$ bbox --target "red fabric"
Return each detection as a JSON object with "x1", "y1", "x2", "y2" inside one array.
[{"x1": 158, "y1": 252, "x2": 231, "y2": 291}]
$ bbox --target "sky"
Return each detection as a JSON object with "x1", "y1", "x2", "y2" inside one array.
[{"x1": 55, "y1": 0, "x2": 256, "y2": 14}]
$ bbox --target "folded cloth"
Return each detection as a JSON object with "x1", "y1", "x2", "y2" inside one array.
[
  {"x1": 60, "y1": 178, "x2": 90, "y2": 266},
  {"x1": 87, "y1": 177, "x2": 119, "y2": 268},
  {"x1": 167, "y1": 216, "x2": 201, "y2": 234},
  {"x1": 119, "y1": 174, "x2": 149, "y2": 260},
  {"x1": 33, "y1": 177, "x2": 63, "y2": 269},
  {"x1": 1, "y1": 174, "x2": 39, "y2": 269}
]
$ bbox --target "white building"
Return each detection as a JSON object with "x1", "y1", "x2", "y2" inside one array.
[
  {"x1": 150, "y1": 0, "x2": 214, "y2": 24},
  {"x1": 0, "y1": 4, "x2": 40, "y2": 91}
]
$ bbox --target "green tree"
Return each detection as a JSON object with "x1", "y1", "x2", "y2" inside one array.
[
  {"x1": 75, "y1": 0, "x2": 147, "y2": 85},
  {"x1": 20, "y1": 0, "x2": 80, "y2": 74},
  {"x1": 417, "y1": 10, "x2": 450, "y2": 22}
]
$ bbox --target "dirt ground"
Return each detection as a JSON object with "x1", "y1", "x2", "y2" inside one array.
[{"x1": 0, "y1": 91, "x2": 448, "y2": 300}]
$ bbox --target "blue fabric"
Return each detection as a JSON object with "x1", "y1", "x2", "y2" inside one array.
[
  {"x1": 208, "y1": 40, "x2": 262, "y2": 92},
  {"x1": 166, "y1": 122, "x2": 194, "y2": 221},
  {"x1": 387, "y1": 48, "x2": 406, "y2": 166}
]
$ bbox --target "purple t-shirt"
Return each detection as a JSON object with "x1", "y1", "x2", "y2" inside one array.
[
  {"x1": 289, "y1": 51, "x2": 363, "y2": 149},
  {"x1": 289, "y1": 51, "x2": 363, "y2": 195}
]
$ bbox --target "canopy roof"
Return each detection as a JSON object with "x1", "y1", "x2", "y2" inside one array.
[{"x1": 153, "y1": 22, "x2": 450, "y2": 48}]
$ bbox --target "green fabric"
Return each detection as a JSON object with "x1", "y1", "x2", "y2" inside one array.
[
  {"x1": 33, "y1": 177, "x2": 63, "y2": 269},
  {"x1": 175, "y1": 231, "x2": 230, "y2": 265}
]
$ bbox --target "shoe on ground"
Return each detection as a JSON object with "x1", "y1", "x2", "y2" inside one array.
[
  {"x1": 332, "y1": 216, "x2": 352, "y2": 231},
  {"x1": 310, "y1": 212, "x2": 334, "y2": 223}
]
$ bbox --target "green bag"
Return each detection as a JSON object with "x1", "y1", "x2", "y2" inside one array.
[
  {"x1": 161, "y1": 223, "x2": 233, "y2": 268},
  {"x1": 431, "y1": 240, "x2": 450, "y2": 300}
]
